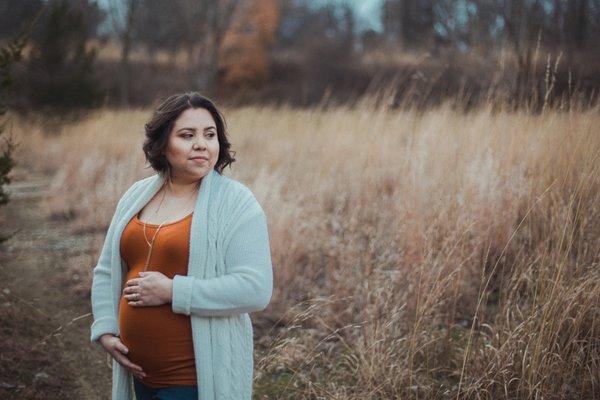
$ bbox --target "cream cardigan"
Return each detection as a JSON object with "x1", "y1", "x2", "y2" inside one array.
[{"x1": 90, "y1": 168, "x2": 274, "y2": 399}]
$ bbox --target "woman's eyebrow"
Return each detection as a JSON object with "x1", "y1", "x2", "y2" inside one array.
[{"x1": 176, "y1": 126, "x2": 216, "y2": 132}]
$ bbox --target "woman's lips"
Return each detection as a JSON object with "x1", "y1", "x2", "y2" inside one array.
[{"x1": 190, "y1": 158, "x2": 207, "y2": 164}]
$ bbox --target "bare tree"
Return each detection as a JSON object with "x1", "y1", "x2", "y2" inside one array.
[
  {"x1": 171, "y1": 0, "x2": 209, "y2": 86},
  {"x1": 200, "y1": 0, "x2": 239, "y2": 89},
  {"x1": 156, "y1": 0, "x2": 236, "y2": 89},
  {"x1": 107, "y1": 0, "x2": 139, "y2": 106},
  {"x1": 383, "y1": 0, "x2": 436, "y2": 50},
  {"x1": 500, "y1": 0, "x2": 547, "y2": 106}
]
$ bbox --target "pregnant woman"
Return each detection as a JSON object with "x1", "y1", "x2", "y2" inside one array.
[{"x1": 89, "y1": 92, "x2": 274, "y2": 400}]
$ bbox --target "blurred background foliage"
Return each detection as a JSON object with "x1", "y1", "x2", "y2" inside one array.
[{"x1": 0, "y1": 0, "x2": 598, "y2": 115}]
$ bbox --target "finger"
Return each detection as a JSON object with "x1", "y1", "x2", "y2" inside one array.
[
  {"x1": 114, "y1": 352, "x2": 144, "y2": 372},
  {"x1": 126, "y1": 278, "x2": 141, "y2": 286},
  {"x1": 128, "y1": 300, "x2": 143, "y2": 307},
  {"x1": 127, "y1": 360, "x2": 145, "y2": 373},
  {"x1": 123, "y1": 287, "x2": 141, "y2": 297},
  {"x1": 135, "y1": 370, "x2": 148, "y2": 380},
  {"x1": 117, "y1": 342, "x2": 129, "y2": 355},
  {"x1": 134, "y1": 371, "x2": 147, "y2": 380}
]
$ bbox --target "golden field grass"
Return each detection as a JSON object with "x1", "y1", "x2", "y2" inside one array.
[{"x1": 5, "y1": 96, "x2": 600, "y2": 399}]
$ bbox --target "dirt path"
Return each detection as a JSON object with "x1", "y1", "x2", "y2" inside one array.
[{"x1": 0, "y1": 174, "x2": 112, "y2": 399}]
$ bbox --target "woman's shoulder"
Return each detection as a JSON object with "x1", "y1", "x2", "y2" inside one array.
[
  {"x1": 214, "y1": 173, "x2": 264, "y2": 214},
  {"x1": 213, "y1": 173, "x2": 268, "y2": 234},
  {"x1": 128, "y1": 175, "x2": 155, "y2": 195},
  {"x1": 216, "y1": 173, "x2": 253, "y2": 197},
  {"x1": 116, "y1": 174, "x2": 156, "y2": 209},
  {"x1": 131, "y1": 174, "x2": 157, "y2": 190}
]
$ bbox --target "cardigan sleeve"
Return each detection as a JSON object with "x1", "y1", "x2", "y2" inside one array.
[
  {"x1": 89, "y1": 181, "x2": 139, "y2": 344},
  {"x1": 171, "y1": 208, "x2": 274, "y2": 317}
]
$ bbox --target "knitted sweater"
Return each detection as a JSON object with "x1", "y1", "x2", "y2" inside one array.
[{"x1": 90, "y1": 168, "x2": 274, "y2": 400}]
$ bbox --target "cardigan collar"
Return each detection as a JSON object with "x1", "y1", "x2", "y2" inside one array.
[
  {"x1": 131, "y1": 168, "x2": 216, "y2": 217},
  {"x1": 111, "y1": 168, "x2": 218, "y2": 281}
]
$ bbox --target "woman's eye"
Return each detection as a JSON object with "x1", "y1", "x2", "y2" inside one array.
[
  {"x1": 183, "y1": 133, "x2": 193, "y2": 138},
  {"x1": 208, "y1": 132, "x2": 216, "y2": 137}
]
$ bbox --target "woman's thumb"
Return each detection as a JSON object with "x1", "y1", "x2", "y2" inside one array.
[{"x1": 120, "y1": 343, "x2": 129, "y2": 354}]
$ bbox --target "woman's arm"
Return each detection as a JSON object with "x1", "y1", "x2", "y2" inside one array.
[
  {"x1": 90, "y1": 181, "x2": 140, "y2": 343},
  {"x1": 90, "y1": 205, "x2": 121, "y2": 343},
  {"x1": 171, "y1": 208, "x2": 273, "y2": 317}
]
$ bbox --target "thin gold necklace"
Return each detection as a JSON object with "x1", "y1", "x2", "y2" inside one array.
[{"x1": 140, "y1": 180, "x2": 199, "y2": 272}]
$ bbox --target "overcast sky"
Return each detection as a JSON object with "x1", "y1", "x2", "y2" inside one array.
[
  {"x1": 311, "y1": 0, "x2": 384, "y2": 32},
  {"x1": 96, "y1": 0, "x2": 385, "y2": 34}
]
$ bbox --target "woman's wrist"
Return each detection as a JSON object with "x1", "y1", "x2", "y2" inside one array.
[
  {"x1": 166, "y1": 278, "x2": 174, "y2": 303},
  {"x1": 99, "y1": 333, "x2": 116, "y2": 344}
]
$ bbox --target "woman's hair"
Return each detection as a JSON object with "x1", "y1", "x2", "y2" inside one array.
[{"x1": 142, "y1": 91, "x2": 236, "y2": 177}]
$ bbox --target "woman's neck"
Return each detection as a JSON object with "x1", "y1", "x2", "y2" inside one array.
[{"x1": 164, "y1": 175, "x2": 201, "y2": 198}]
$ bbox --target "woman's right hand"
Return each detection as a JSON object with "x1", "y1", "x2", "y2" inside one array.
[{"x1": 99, "y1": 333, "x2": 147, "y2": 381}]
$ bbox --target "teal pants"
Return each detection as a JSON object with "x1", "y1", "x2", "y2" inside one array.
[{"x1": 132, "y1": 377, "x2": 198, "y2": 400}]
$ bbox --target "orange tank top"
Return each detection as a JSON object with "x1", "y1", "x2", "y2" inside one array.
[{"x1": 118, "y1": 210, "x2": 197, "y2": 388}]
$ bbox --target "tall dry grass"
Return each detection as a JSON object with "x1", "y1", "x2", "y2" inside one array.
[{"x1": 7, "y1": 92, "x2": 600, "y2": 399}]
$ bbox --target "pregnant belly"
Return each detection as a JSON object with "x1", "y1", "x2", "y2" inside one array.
[{"x1": 118, "y1": 295, "x2": 196, "y2": 386}]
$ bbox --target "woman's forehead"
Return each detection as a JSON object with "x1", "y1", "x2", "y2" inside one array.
[{"x1": 175, "y1": 107, "x2": 216, "y2": 129}]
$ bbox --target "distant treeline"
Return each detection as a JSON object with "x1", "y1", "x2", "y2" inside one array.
[{"x1": 1, "y1": 0, "x2": 599, "y2": 112}]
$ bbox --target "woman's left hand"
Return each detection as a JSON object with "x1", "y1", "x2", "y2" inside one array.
[{"x1": 123, "y1": 271, "x2": 173, "y2": 307}]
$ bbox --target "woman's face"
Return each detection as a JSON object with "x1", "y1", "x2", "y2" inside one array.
[{"x1": 164, "y1": 107, "x2": 220, "y2": 182}]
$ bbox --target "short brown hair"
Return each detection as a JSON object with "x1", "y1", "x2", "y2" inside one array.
[{"x1": 142, "y1": 92, "x2": 236, "y2": 177}]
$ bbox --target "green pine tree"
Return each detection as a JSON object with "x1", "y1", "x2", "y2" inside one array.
[
  {"x1": 0, "y1": 8, "x2": 42, "y2": 243},
  {"x1": 26, "y1": 0, "x2": 103, "y2": 113}
]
